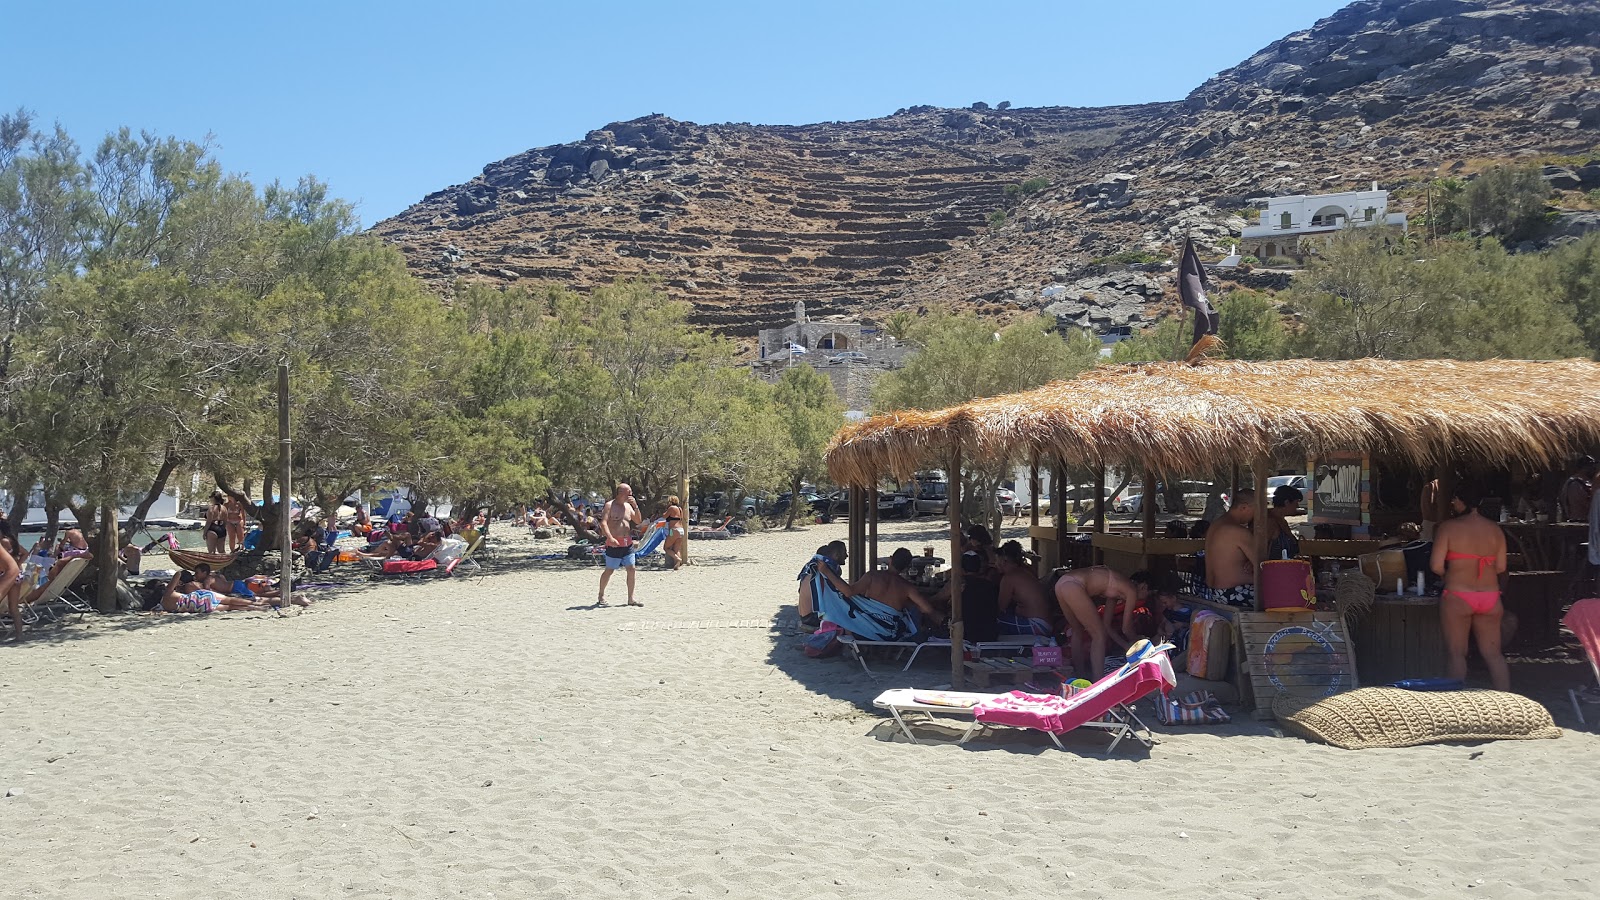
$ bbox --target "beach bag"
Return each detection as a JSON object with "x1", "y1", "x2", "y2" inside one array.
[
  {"x1": 1261, "y1": 559, "x2": 1315, "y2": 610},
  {"x1": 1154, "y1": 691, "x2": 1231, "y2": 726},
  {"x1": 1187, "y1": 611, "x2": 1231, "y2": 681},
  {"x1": 803, "y1": 621, "x2": 843, "y2": 657},
  {"x1": 1358, "y1": 549, "x2": 1406, "y2": 588}
]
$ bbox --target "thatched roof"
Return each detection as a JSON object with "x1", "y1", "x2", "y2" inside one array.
[{"x1": 826, "y1": 358, "x2": 1600, "y2": 485}]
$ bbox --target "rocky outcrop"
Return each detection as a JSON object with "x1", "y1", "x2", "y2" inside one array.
[{"x1": 375, "y1": 0, "x2": 1600, "y2": 335}]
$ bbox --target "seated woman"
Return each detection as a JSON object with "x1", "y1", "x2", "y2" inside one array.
[
  {"x1": 662, "y1": 495, "x2": 687, "y2": 570},
  {"x1": 1267, "y1": 485, "x2": 1303, "y2": 560},
  {"x1": 995, "y1": 541, "x2": 1053, "y2": 636}
]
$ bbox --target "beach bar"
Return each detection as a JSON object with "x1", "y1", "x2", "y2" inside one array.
[{"x1": 826, "y1": 358, "x2": 1600, "y2": 693}]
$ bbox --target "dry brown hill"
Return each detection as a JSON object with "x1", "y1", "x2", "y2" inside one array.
[{"x1": 373, "y1": 0, "x2": 1600, "y2": 335}]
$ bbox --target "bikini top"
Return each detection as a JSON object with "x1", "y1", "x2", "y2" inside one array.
[{"x1": 1444, "y1": 550, "x2": 1496, "y2": 579}]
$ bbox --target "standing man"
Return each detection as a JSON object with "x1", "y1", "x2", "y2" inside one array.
[
  {"x1": 1204, "y1": 489, "x2": 1258, "y2": 608},
  {"x1": 598, "y1": 483, "x2": 643, "y2": 607}
]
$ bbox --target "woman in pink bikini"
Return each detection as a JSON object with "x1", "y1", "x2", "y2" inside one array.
[{"x1": 1429, "y1": 484, "x2": 1510, "y2": 690}]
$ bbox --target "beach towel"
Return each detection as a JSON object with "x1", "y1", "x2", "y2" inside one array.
[
  {"x1": 382, "y1": 558, "x2": 438, "y2": 575},
  {"x1": 797, "y1": 554, "x2": 921, "y2": 642}
]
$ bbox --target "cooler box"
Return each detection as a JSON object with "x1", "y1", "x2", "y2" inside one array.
[{"x1": 1261, "y1": 559, "x2": 1315, "y2": 610}]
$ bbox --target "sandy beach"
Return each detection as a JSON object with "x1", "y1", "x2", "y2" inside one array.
[{"x1": 3, "y1": 519, "x2": 1597, "y2": 899}]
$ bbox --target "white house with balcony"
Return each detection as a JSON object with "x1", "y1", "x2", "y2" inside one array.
[{"x1": 1240, "y1": 185, "x2": 1407, "y2": 262}]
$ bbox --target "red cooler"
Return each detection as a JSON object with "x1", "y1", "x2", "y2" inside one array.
[{"x1": 1261, "y1": 559, "x2": 1315, "y2": 610}]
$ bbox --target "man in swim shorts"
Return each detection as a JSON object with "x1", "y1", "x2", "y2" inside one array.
[
  {"x1": 995, "y1": 541, "x2": 1052, "y2": 636},
  {"x1": 598, "y1": 482, "x2": 642, "y2": 607},
  {"x1": 1204, "y1": 490, "x2": 1258, "y2": 608}
]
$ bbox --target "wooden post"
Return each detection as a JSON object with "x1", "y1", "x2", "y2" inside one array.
[
  {"x1": 1142, "y1": 468, "x2": 1158, "y2": 571},
  {"x1": 847, "y1": 486, "x2": 864, "y2": 581},
  {"x1": 868, "y1": 472, "x2": 879, "y2": 572},
  {"x1": 1093, "y1": 464, "x2": 1108, "y2": 565},
  {"x1": 1028, "y1": 454, "x2": 1040, "y2": 530},
  {"x1": 278, "y1": 362, "x2": 298, "y2": 615},
  {"x1": 1252, "y1": 453, "x2": 1271, "y2": 612},
  {"x1": 948, "y1": 445, "x2": 965, "y2": 689},
  {"x1": 679, "y1": 458, "x2": 691, "y2": 567}
]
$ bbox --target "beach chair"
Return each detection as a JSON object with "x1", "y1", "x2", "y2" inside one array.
[
  {"x1": 444, "y1": 534, "x2": 485, "y2": 576},
  {"x1": 5, "y1": 556, "x2": 93, "y2": 627},
  {"x1": 872, "y1": 643, "x2": 1176, "y2": 753},
  {"x1": 1563, "y1": 598, "x2": 1600, "y2": 725},
  {"x1": 840, "y1": 634, "x2": 1053, "y2": 676}
]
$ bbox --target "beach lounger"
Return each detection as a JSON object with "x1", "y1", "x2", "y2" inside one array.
[
  {"x1": 839, "y1": 633, "x2": 1054, "y2": 676},
  {"x1": 872, "y1": 644, "x2": 1176, "y2": 753},
  {"x1": 1563, "y1": 598, "x2": 1600, "y2": 725},
  {"x1": 5, "y1": 556, "x2": 92, "y2": 627}
]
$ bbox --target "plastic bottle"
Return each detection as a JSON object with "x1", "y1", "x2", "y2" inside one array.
[{"x1": 1396, "y1": 577, "x2": 1405, "y2": 596}]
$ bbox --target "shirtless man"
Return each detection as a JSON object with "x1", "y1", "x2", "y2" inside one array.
[
  {"x1": 848, "y1": 547, "x2": 942, "y2": 625},
  {"x1": 1204, "y1": 489, "x2": 1258, "y2": 608},
  {"x1": 1053, "y1": 565, "x2": 1142, "y2": 678},
  {"x1": 798, "y1": 542, "x2": 854, "y2": 629},
  {"x1": 995, "y1": 541, "x2": 1052, "y2": 636},
  {"x1": 1431, "y1": 484, "x2": 1510, "y2": 691},
  {"x1": 598, "y1": 482, "x2": 642, "y2": 607}
]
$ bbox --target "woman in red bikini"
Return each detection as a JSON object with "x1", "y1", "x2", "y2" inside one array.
[{"x1": 1429, "y1": 484, "x2": 1510, "y2": 690}]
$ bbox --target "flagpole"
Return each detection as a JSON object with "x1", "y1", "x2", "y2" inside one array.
[{"x1": 1175, "y1": 235, "x2": 1190, "y2": 359}]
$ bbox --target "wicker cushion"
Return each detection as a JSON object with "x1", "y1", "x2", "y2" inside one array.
[{"x1": 1274, "y1": 688, "x2": 1561, "y2": 750}]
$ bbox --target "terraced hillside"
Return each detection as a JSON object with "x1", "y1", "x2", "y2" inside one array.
[{"x1": 374, "y1": 0, "x2": 1600, "y2": 334}]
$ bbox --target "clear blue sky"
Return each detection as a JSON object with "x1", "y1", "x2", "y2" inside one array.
[{"x1": 4, "y1": 0, "x2": 1349, "y2": 226}]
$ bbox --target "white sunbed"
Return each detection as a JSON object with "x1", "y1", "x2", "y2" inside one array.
[
  {"x1": 837, "y1": 632, "x2": 1054, "y2": 676},
  {"x1": 5, "y1": 556, "x2": 92, "y2": 628},
  {"x1": 872, "y1": 647, "x2": 1176, "y2": 754}
]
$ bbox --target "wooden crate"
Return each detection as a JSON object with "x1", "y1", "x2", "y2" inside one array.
[
  {"x1": 1348, "y1": 597, "x2": 1443, "y2": 685},
  {"x1": 1236, "y1": 609, "x2": 1359, "y2": 719},
  {"x1": 962, "y1": 658, "x2": 1037, "y2": 688}
]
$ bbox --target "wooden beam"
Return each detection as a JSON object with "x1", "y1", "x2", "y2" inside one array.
[
  {"x1": 949, "y1": 444, "x2": 965, "y2": 689},
  {"x1": 1093, "y1": 464, "x2": 1107, "y2": 565},
  {"x1": 867, "y1": 472, "x2": 879, "y2": 572},
  {"x1": 1252, "y1": 454, "x2": 1271, "y2": 611},
  {"x1": 278, "y1": 362, "x2": 298, "y2": 616},
  {"x1": 1029, "y1": 454, "x2": 1040, "y2": 530},
  {"x1": 847, "y1": 486, "x2": 864, "y2": 581}
]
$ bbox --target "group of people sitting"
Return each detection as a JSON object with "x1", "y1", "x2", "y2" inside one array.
[
  {"x1": 159, "y1": 562, "x2": 292, "y2": 613},
  {"x1": 798, "y1": 524, "x2": 1184, "y2": 677}
]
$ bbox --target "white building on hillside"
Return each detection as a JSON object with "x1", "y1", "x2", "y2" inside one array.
[{"x1": 1240, "y1": 184, "x2": 1406, "y2": 261}]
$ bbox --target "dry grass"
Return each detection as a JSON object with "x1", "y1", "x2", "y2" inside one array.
[{"x1": 826, "y1": 358, "x2": 1600, "y2": 485}]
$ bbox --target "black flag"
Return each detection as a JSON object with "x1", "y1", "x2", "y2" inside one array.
[{"x1": 1178, "y1": 238, "x2": 1218, "y2": 344}]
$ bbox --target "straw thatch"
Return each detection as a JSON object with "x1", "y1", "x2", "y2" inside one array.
[{"x1": 826, "y1": 358, "x2": 1600, "y2": 486}]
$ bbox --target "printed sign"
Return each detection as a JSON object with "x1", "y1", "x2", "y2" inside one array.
[{"x1": 1311, "y1": 451, "x2": 1368, "y2": 526}]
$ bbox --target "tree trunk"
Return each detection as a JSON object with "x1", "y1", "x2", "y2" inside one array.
[
  {"x1": 96, "y1": 501, "x2": 119, "y2": 612},
  {"x1": 120, "y1": 451, "x2": 183, "y2": 543},
  {"x1": 6, "y1": 472, "x2": 31, "y2": 530},
  {"x1": 784, "y1": 472, "x2": 801, "y2": 530}
]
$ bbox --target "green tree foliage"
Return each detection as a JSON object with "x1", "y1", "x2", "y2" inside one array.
[
  {"x1": 1537, "y1": 232, "x2": 1600, "y2": 359},
  {"x1": 1108, "y1": 317, "x2": 1187, "y2": 363},
  {"x1": 1428, "y1": 165, "x2": 1551, "y2": 243},
  {"x1": 1288, "y1": 228, "x2": 1584, "y2": 360},
  {"x1": 774, "y1": 364, "x2": 843, "y2": 527},
  {"x1": 1217, "y1": 289, "x2": 1289, "y2": 360},
  {"x1": 875, "y1": 311, "x2": 1099, "y2": 412}
]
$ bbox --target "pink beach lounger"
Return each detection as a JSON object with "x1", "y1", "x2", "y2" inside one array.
[
  {"x1": 1563, "y1": 598, "x2": 1600, "y2": 725},
  {"x1": 872, "y1": 644, "x2": 1177, "y2": 753}
]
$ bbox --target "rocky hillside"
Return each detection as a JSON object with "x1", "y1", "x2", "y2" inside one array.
[{"x1": 373, "y1": 0, "x2": 1600, "y2": 336}]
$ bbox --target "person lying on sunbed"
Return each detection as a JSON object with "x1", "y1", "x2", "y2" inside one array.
[
  {"x1": 160, "y1": 565, "x2": 265, "y2": 612},
  {"x1": 996, "y1": 541, "x2": 1054, "y2": 636}
]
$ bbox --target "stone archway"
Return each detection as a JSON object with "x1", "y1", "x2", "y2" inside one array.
[
  {"x1": 816, "y1": 331, "x2": 850, "y2": 351},
  {"x1": 1264, "y1": 242, "x2": 1277, "y2": 259}
]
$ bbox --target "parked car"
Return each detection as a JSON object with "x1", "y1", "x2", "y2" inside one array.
[
  {"x1": 1115, "y1": 481, "x2": 1228, "y2": 516},
  {"x1": 912, "y1": 481, "x2": 949, "y2": 516},
  {"x1": 827, "y1": 351, "x2": 868, "y2": 365},
  {"x1": 1268, "y1": 474, "x2": 1314, "y2": 495},
  {"x1": 771, "y1": 491, "x2": 830, "y2": 518},
  {"x1": 995, "y1": 488, "x2": 1019, "y2": 516}
]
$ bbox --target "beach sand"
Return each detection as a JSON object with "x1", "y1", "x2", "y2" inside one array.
[{"x1": 3, "y1": 520, "x2": 1596, "y2": 899}]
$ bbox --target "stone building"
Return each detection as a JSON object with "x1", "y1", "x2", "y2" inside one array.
[
  {"x1": 757, "y1": 302, "x2": 862, "y2": 358},
  {"x1": 1240, "y1": 185, "x2": 1407, "y2": 261}
]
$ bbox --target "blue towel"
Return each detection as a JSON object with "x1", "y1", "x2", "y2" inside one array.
[{"x1": 801, "y1": 556, "x2": 920, "y2": 642}]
